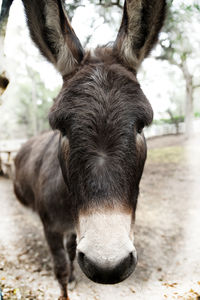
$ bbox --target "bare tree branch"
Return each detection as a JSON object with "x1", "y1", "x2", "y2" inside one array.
[
  {"x1": 0, "y1": 0, "x2": 14, "y2": 36},
  {"x1": 97, "y1": 0, "x2": 123, "y2": 9}
]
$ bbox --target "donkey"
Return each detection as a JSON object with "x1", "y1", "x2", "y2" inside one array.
[{"x1": 14, "y1": 0, "x2": 166, "y2": 299}]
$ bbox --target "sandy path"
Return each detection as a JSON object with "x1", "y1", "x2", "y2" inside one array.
[{"x1": 0, "y1": 134, "x2": 200, "y2": 300}]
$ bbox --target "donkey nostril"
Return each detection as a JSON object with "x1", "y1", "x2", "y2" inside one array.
[
  {"x1": 129, "y1": 251, "x2": 138, "y2": 268},
  {"x1": 128, "y1": 251, "x2": 137, "y2": 270},
  {"x1": 78, "y1": 251, "x2": 85, "y2": 260},
  {"x1": 78, "y1": 251, "x2": 86, "y2": 266},
  {"x1": 129, "y1": 252, "x2": 134, "y2": 263}
]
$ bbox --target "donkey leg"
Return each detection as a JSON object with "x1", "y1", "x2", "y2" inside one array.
[
  {"x1": 66, "y1": 233, "x2": 77, "y2": 286},
  {"x1": 44, "y1": 229, "x2": 70, "y2": 300}
]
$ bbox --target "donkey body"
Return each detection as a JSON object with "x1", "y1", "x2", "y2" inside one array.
[{"x1": 14, "y1": 1, "x2": 166, "y2": 299}]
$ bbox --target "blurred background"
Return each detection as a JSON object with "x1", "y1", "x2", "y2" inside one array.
[{"x1": 0, "y1": 0, "x2": 200, "y2": 299}]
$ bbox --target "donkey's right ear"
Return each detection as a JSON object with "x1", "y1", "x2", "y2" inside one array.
[{"x1": 22, "y1": 0, "x2": 84, "y2": 76}]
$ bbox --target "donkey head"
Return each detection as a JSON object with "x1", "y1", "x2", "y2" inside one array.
[{"x1": 23, "y1": 0, "x2": 166, "y2": 284}]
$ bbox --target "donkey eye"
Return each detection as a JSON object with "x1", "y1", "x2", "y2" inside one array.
[
  {"x1": 60, "y1": 127, "x2": 68, "y2": 137},
  {"x1": 137, "y1": 121, "x2": 144, "y2": 134}
]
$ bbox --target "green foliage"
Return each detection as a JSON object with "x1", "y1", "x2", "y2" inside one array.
[
  {"x1": 194, "y1": 112, "x2": 200, "y2": 118},
  {"x1": 65, "y1": 0, "x2": 123, "y2": 23},
  {"x1": 158, "y1": 0, "x2": 200, "y2": 64},
  {"x1": 153, "y1": 115, "x2": 184, "y2": 125},
  {"x1": 64, "y1": 0, "x2": 84, "y2": 21},
  {"x1": 154, "y1": 112, "x2": 200, "y2": 126}
]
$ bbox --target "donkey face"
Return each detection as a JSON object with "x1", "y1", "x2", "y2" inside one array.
[
  {"x1": 22, "y1": 0, "x2": 165, "y2": 284},
  {"x1": 49, "y1": 62, "x2": 153, "y2": 282}
]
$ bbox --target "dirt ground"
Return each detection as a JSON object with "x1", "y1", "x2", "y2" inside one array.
[{"x1": 0, "y1": 134, "x2": 200, "y2": 300}]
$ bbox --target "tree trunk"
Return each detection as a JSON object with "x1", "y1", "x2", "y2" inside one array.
[
  {"x1": 167, "y1": 108, "x2": 179, "y2": 135},
  {"x1": 185, "y1": 80, "x2": 193, "y2": 139},
  {"x1": 175, "y1": 121, "x2": 179, "y2": 135},
  {"x1": 180, "y1": 61, "x2": 194, "y2": 139}
]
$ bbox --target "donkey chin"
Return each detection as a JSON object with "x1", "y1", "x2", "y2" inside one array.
[{"x1": 76, "y1": 208, "x2": 137, "y2": 284}]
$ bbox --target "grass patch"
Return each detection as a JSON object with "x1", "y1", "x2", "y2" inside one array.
[{"x1": 147, "y1": 146, "x2": 185, "y2": 164}]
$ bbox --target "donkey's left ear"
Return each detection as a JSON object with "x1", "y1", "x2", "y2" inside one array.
[
  {"x1": 114, "y1": 0, "x2": 166, "y2": 72},
  {"x1": 22, "y1": 0, "x2": 84, "y2": 76}
]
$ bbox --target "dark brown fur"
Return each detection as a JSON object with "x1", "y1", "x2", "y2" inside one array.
[{"x1": 14, "y1": 1, "x2": 166, "y2": 299}]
